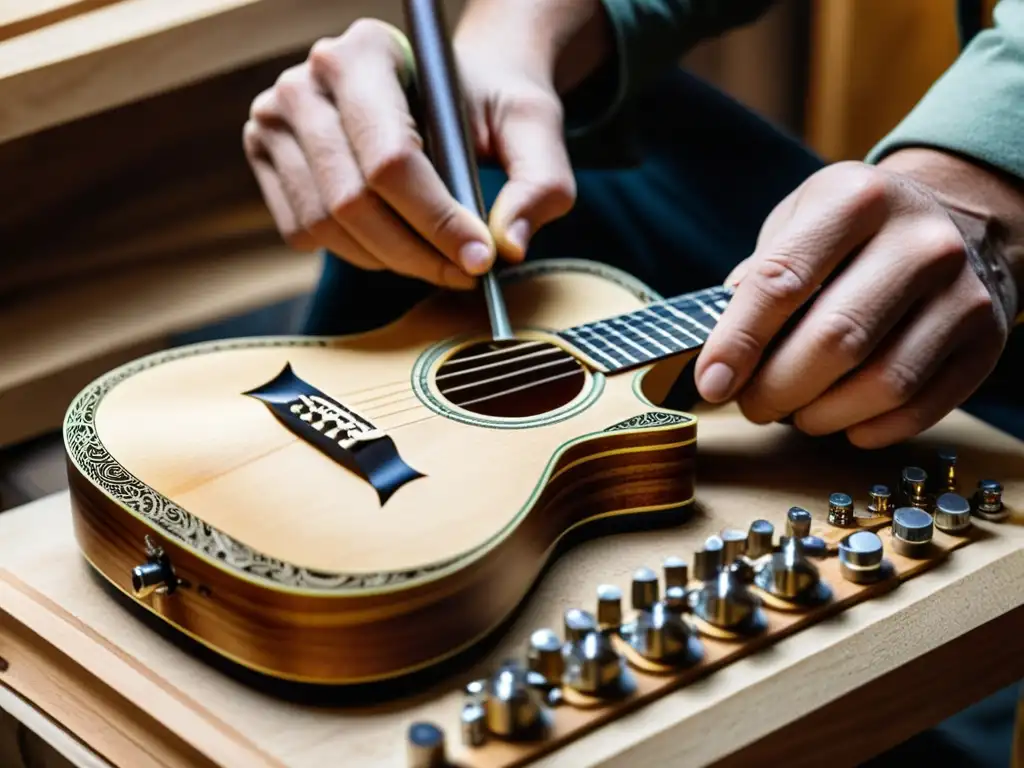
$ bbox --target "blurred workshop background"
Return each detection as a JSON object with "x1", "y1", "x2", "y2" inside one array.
[{"x1": 0, "y1": 0, "x2": 994, "y2": 507}]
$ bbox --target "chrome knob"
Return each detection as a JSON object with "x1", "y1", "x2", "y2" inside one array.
[
  {"x1": 664, "y1": 585, "x2": 688, "y2": 613},
  {"x1": 460, "y1": 703, "x2": 487, "y2": 747},
  {"x1": 827, "y1": 492, "x2": 855, "y2": 527},
  {"x1": 786, "y1": 507, "x2": 812, "y2": 539},
  {"x1": 892, "y1": 507, "x2": 934, "y2": 558},
  {"x1": 130, "y1": 536, "x2": 177, "y2": 599},
  {"x1": 746, "y1": 519, "x2": 775, "y2": 558},
  {"x1": 527, "y1": 629, "x2": 564, "y2": 686},
  {"x1": 720, "y1": 528, "x2": 747, "y2": 564},
  {"x1": 564, "y1": 608, "x2": 598, "y2": 643},
  {"x1": 838, "y1": 530, "x2": 886, "y2": 584},
  {"x1": 754, "y1": 536, "x2": 824, "y2": 602},
  {"x1": 867, "y1": 484, "x2": 892, "y2": 517},
  {"x1": 662, "y1": 557, "x2": 688, "y2": 590},
  {"x1": 407, "y1": 722, "x2": 447, "y2": 767},
  {"x1": 483, "y1": 661, "x2": 547, "y2": 739},
  {"x1": 934, "y1": 492, "x2": 972, "y2": 534},
  {"x1": 693, "y1": 538, "x2": 723, "y2": 581},
  {"x1": 622, "y1": 602, "x2": 701, "y2": 665},
  {"x1": 691, "y1": 570, "x2": 761, "y2": 631},
  {"x1": 562, "y1": 630, "x2": 625, "y2": 696},
  {"x1": 631, "y1": 567, "x2": 659, "y2": 611},
  {"x1": 901, "y1": 467, "x2": 929, "y2": 509},
  {"x1": 596, "y1": 584, "x2": 623, "y2": 631}
]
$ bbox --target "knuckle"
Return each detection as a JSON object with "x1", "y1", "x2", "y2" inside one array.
[
  {"x1": 249, "y1": 88, "x2": 277, "y2": 121},
  {"x1": 533, "y1": 175, "x2": 577, "y2": 216},
  {"x1": 838, "y1": 163, "x2": 890, "y2": 214},
  {"x1": 308, "y1": 35, "x2": 344, "y2": 79},
  {"x1": 878, "y1": 360, "x2": 922, "y2": 404},
  {"x1": 273, "y1": 66, "x2": 310, "y2": 108},
  {"x1": 328, "y1": 186, "x2": 371, "y2": 222},
  {"x1": 344, "y1": 17, "x2": 392, "y2": 47},
  {"x1": 750, "y1": 252, "x2": 815, "y2": 305},
  {"x1": 814, "y1": 308, "x2": 873, "y2": 365},
  {"x1": 363, "y1": 142, "x2": 417, "y2": 190},
  {"x1": 917, "y1": 218, "x2": 966, "y2": 268}
]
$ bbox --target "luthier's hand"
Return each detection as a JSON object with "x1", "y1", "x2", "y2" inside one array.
[
  {"x1": 694, "y1": 150, "x2": 1024, "y2": 448},
  {"x1": 242, "y1": 2, "x2": 611, "y2": 289}
]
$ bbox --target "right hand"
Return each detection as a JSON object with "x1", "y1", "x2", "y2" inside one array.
[{"x1": 242, "y1": 17, "x2": 577, "y2": 290}]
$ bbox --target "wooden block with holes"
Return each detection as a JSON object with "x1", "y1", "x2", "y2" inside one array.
[{"x1": 1, "y1": 403, "x2": 1023, "y2": 767}]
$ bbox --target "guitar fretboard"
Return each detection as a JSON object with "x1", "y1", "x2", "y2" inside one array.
[{"x1": 557, "y1": 285, "x2": 732, "y2": 372}]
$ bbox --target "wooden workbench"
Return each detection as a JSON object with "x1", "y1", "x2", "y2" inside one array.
[{"x1": 1, "y1": 402, "x2": 1023, "y2": 767}]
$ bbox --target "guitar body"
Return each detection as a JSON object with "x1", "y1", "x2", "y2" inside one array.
[{"x1": 63, "y1": 259, "x2": 705, "y2": 686}]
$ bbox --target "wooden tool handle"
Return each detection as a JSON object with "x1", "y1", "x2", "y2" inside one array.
[{"x1": 402, "y1": 0, "x2": 486, "y2": 220}]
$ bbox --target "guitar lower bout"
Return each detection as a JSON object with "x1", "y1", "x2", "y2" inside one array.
[{"x1": 62, "y1": 258, "x2": 709, "y2": 687}]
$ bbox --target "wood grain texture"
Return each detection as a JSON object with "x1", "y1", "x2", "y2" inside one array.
[
  {"x1": 3, "y1": 403, "x2": 1024, "y2": 767},
  {"x1": 0, "y1": 0, "x2": 464, "y2": 145},
  {"x1": 0, "y1": 0, "x2": 122, "y2": 43},
  {"x1": 805, "y1": 0, "x2": 961, "y2": 160}
]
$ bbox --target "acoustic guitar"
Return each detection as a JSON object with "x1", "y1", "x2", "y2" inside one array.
[{"x1": 63, "y1": 256, "x2": 729, "y2": 687}]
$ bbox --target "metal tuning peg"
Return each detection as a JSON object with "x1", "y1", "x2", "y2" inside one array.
[
  {"x1": 631, "y1": 567, "x2": 659, "y2": 612},
  {"x1": 753, "y1": 535, "x2": 831, "y2": 606},
  {"x1": 934, "y1": 492, "x2": 972, "y2": 534},
  {"x1": 937, "y1": 448, "x2": 958, "y2": 494},
  {"x1": 690, "y1": 569, "x2": 766, "y2": 635},
  {"x1": 891, "y1": 507, "x2": 934, "y2": 558},
  {"x1": 526, "y1": 628, "x2": 564, "y2": 689},
  {"x1": 596, "y1": 584, "x2": 623, "y2": 633},
  {"x1": 720, "y1": 528, "x2": 747, "y2": 566},
  {"x1": 838, "y1": 530, "x2": 889, "y2": 584},
  {"x1": 693, "y1": 536, "x2": 724, "y2": 582},
  {"x1": 481, "y1": 660, "x2": 549, "y2": 741},
  {"x1": 785, "y1": 507, "x2": 813, "y2": 539},
  {"x1": 407, "y1": 722, "x2": 448, "y2": 767},
  {"x1": 799, "y1": 535, "x2": 828, "y2": 558},
  {"x1": 827, "y1": 492, "x2": 855, "y2": 528},
  {"x1": 746, "y1": 520, "x2": 775, "y2": 559},
  {"x1": 561, "y1": 609, "x2": 632, "y2": 699},
  {"x1": 867, "y1": 484, "x2": 892, "y2": 517},
  {"x1": 131, "y1": 535, "x2": 178, "y2": 598},
  {"x1": 662, "y1": 557, "x2": 690, "y2": 613},
  {"x1": 620, "y1": 600, "x2": 703, "y2": 668},
  {"x1": 901, "y1": 467, "x2": 930, "y2": 510},
  {"x1": 973, "y1": 480, "x2": 1008, "y2": 521}
]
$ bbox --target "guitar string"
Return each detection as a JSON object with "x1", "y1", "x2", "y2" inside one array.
[{"x1": 312, "y1": 286, "x2": 730, "y2": 417}]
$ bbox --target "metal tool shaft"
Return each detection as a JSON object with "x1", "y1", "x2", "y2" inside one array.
[{"x1": 403, "y1": 0, "x2": 514, "y2": 340}]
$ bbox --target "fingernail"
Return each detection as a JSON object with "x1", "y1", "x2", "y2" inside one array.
[
  {"x1": 505, "y1": 219, "x2": 530, "y2": 253},
  {"x1": 442, "y1": 263, "x2": 477, "y2": 290},
  {"x1": 458, "y1": 241, "x2": 493, "y2": 275},
  {"x1": 698, "y1": 362, "x2": 736, "y2": 402}
]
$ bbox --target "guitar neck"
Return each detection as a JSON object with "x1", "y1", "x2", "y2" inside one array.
[{"x1": 557, "y1": 285, "x2": 733, "y2": 372}]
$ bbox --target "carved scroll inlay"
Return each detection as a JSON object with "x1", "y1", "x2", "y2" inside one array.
[{"x1": 605, "y1": 412, "x2": 692, "y2": 432}]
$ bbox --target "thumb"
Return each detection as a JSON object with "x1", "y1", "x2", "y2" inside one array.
[{"x1": 487, "y1": 95, "x2": 576, "y2": 262}]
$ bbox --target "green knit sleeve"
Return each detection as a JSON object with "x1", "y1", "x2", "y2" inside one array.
[{"x1": 866, "y1": 0, "x2": 1024, "y2": 181}]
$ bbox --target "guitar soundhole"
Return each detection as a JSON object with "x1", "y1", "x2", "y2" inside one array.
[{"x1": 434, "y1": 339, "x2": 587, "y2": 419}]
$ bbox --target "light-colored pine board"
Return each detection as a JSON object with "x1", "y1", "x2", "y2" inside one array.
[
  {"x1": 0, "y1": 0, "x2": 465, "y2": 146},
  {"x1": 1, "y1": 404, "x2": 1022, "y2": 767},
  {"x1": 0, "y1": 0, "x2": 122, "y2": 43}
]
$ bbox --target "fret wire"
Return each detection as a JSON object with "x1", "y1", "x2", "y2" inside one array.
[
  {"x1": 661, "y1": 302, "x2": 713, "y2": 335},
  {"x1": 610, "y1": 315, "x2": 674, "y2": 355},
  {"x1": 593, "y1": 320, "x2": 659, "y2": 360},
  {"x1": 646, "y1": 306, "x2": 704, "y2": 344},
  {"x1": 560, "y1": 328, "x2": 628, "y2": 368}
]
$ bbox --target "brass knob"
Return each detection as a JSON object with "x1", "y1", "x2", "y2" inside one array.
[
  {"x1": 901, "y1": 467, "x2": 929, "y2": 509},
  {"x1": 662, "y1": 557, "x2": 688, "y2": 590},
  {"x1": 867, "y1": 484, "x2": 892, "y2": 516},
  {"x1": 596, "y1": 584, "x2": 623, "y2": 631},
  {"x1": 827, "y1": 492, "x2": 855, "y2": 527},
  {"x1": 527, "y1": 629, "x2": 564, "y2": 686},
  {"x1": 720, "y1": 528, "x2": 747, "y2": 564}
]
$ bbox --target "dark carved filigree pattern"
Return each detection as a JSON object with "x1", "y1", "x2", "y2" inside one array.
[
  {"x1": 604, "y1": 412, "x2": 692, "y2": 432},
  {"x1": 64, "y1": 337, "x2": 460, "y2": 592}
]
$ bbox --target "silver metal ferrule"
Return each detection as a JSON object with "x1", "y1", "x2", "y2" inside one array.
[{"x1": 934, "y1": 492, "x2": 972, "y2": 533}]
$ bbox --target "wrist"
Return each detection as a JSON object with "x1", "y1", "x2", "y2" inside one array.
[
  {"x1": 454, "y1": 0, "x2": 613, "y2": 93},
  {"x1": 878, "y1": 147, "x2": 1024, "y2": 327}
]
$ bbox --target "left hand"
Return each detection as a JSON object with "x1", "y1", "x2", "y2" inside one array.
[{"x1": 693, "y1": 155, "x2": 1019, "y2": 449}]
